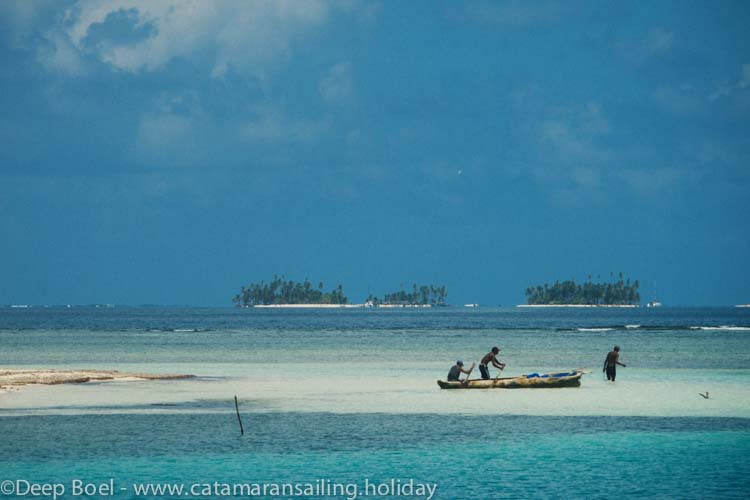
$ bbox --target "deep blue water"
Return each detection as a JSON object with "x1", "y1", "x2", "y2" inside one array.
[
  {"x1": 2, "y1": 306, "x2": 749, "y2": 333},
  {"x1": 1, "y1": 307, "x2": 749, "y2": 498},
  {"x1": 1, "y1": 307, "x2": 749, "y2": 368}
]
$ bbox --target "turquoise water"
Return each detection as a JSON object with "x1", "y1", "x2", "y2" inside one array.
[
  {"x1": 2, "y1": 414, "x2": 750, "y2": 499},
  {"x1": 1, "y1": 307, "x2": 750, "y2": 498}
]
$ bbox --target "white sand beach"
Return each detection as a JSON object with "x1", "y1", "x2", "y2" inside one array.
[
  {"x1": 251, "y1": 303, "x2": 432, "y2": 308},
  {"x1": 252, "y1": 304, "x2": 366, "y2": 308}
]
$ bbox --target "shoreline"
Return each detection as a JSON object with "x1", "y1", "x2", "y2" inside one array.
[
  {"x1": 251, "y1": 303, "x2": 365, "y2": 308},
  {"x1": 0, "y1": 369, "x2": 194, "y2": 393},
  {"x1": 249, "y1": 303, "x2": 434, "y2": 308},
  {"x1": 516, "y1": 304, "x2": 639, "y2": 308}
]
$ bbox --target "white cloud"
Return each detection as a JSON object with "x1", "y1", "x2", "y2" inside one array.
[
  {"x1": 0, "y1": 0, "x2": 56, "y2": 46},
  {"x1": 708, "y1": 63, "x2": 750, "y2": 102},
  {"x1": 645, "y1": 27, "x2": 674, "y2": 55},
  {"x1": 209, "y1": 0, "x2": 330, "y2": 77},
  {"x1": 242, "y1": 109, "x2": 329, "y2": 144},
  {"x1": 531, "y1": 103, "x2": 691, "y2": 199},
  {"x1": 740, "y1": 63, "x2": 750, "y2": 88},
  {"x1": 319, "y1": 62, "x2": 354, "y2": 105},
  {"x1": 540, "y1": 102, "x2": 610, "y2": 164},
  {"x1": 134, "y1": 112, "x2": 199, "y2": 167},
  {"x1": 618, "y1": 167, "x2": 684, "y2": 196},
  {"x1": 708, "y1": 84, "x2": 732, "y2": 103},
  {"x1": 618, "y1": 26, "x2": 676, "y2": 63},
  {"x1": 130, "y1": 91, "x2": 329, "y2": 169},
  {"x1": 653, "y1": 84, "x2": 702, "y2": 115},
  {"x1": 580, "y1": 102, "x2": 610, "y2": 135},
  {"x1": 34, "y1": 0, "x2": 337, "y2": 76},
  {"x1": 36, "y1": 31, "x2": 90, "y2": 76},
  {"x1": 569, "y1": 165, "x2": 602, "y2": 190},
  {"x1": 533, "y1": 102, "x2": 613, "y2": 193},
  {"x1": 460, "y1": 0, "x2": 566, "y2": 26}
]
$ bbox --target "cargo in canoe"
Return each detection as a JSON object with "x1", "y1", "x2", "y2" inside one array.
[{"x1": 437, "y1": 370, "x2": 585, "y2": 389}]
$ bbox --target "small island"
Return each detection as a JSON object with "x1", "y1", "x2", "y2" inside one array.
[
  {"x1": 233, "y1": 276, "x2": 348, "y2": 307},
  {"x1": 366, "y1": 284, "x2": 447, "y2": 307},
  {"x1": 522, "y1": 274, "x2": 640, "y2": 307}
]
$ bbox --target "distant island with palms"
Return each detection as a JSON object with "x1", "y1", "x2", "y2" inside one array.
[
  {"x1": 233, "y1": 276, "x2": 348, "y2": 307},
  {"x1": 233, "y1": 274, "x2": 644, "y2": 308},
  {"x1": 523, "y1": 273, "x2": 641, "y2": 306},
  {"x1": 365, "y1": 284, "x2": 447, "y2": 307},
  {"x1": 232, "y1": 276, "x2": 447, "y2": 308}
]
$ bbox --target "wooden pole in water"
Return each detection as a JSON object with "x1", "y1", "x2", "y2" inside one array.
[{"x1": 234, "y1": 395, "x2": 244, "y2": 436}]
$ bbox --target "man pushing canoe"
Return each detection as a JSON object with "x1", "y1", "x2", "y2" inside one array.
[{"x1": 479, "y1": 346, "x2": 506, "y2": 379}]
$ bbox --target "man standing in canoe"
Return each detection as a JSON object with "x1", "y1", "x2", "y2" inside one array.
[
  {"x1": 479, "y1": 346, "x2": 505, "y2": 380},
  {"x1": 447, "y1": 360, "x2": 474, "y2": 383},
  {"x1": 603, "y1": 345, "x2": 626, "y2": 381}
]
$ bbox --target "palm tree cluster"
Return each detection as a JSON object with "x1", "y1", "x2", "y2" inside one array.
[
  {"x1": 525, "y1": 273, "x2": 640, "y2": 305},
  {"x1": 367, "y1": 284, "x2": 447, "y2": 306},
  {"x1": 233, "y1": 275, "x2": 347, "y2": 306}
]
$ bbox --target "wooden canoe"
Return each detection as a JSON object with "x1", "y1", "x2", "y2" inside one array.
[{"x1": 437, "y1": 370, "x2": 584, "y2": 389}]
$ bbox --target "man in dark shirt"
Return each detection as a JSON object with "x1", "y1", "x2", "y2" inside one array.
[
  {"x1": 603, "y1": 345, "x2": 627, "y2": 381},
  {"x1": 479, "y1": 347, "x2": 505, "y2": 380},
  {"x1": 447, "y1": 360, "x2": 474, "y2": 382}
]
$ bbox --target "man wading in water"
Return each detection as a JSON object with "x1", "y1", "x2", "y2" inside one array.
[{"x1": 603, "y1": 345, "x2": 627, "y2": 381}]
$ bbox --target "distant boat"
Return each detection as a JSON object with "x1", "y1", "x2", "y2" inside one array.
[
  {"x1": 437, "y1": 370, "x2": 586, "y2": 389},
  {"x1": 464, "y1": 303, "x2": 479, "y2": 308},
  {"x1": 646, "y1": 301, "x2": 663, "y2": 308}
]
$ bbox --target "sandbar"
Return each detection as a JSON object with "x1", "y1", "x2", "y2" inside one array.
[{"x1": 0, "y1": 369, "x2": 193, "y2": 393}]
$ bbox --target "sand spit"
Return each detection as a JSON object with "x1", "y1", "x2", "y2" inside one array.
[{"x1": 0, "y1": 369, "x2": 193, "y2": 393}]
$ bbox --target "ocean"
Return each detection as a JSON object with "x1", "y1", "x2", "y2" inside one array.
[{"x1": 1, "y1": 307, "x2": 749, "y2": 498}]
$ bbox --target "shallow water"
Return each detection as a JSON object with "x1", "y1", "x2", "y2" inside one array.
[{"x1": 1, "y1": 307, "x2": 749, "y2": 497}]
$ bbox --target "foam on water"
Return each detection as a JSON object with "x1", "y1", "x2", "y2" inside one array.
[{"x1": 690, "y1": 325, "x2": 750, "y2": 331}]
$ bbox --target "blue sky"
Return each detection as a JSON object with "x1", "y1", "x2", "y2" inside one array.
[{"x1": 1, "y1": 0, "x2": 749, "y2": 306}]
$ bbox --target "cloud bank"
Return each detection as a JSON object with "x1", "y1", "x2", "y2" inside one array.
[{"x1": 24, "y1": 0, "x2": 336, "y2": 77}]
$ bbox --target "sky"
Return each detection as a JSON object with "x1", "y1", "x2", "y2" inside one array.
[{"x1": 1, "y1": 0, "x2": 749, "y2": 307}]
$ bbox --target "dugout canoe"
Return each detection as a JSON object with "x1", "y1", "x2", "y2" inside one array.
[{"x1": 437, "y1": 370, "x2": 585, "y2": 389}]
